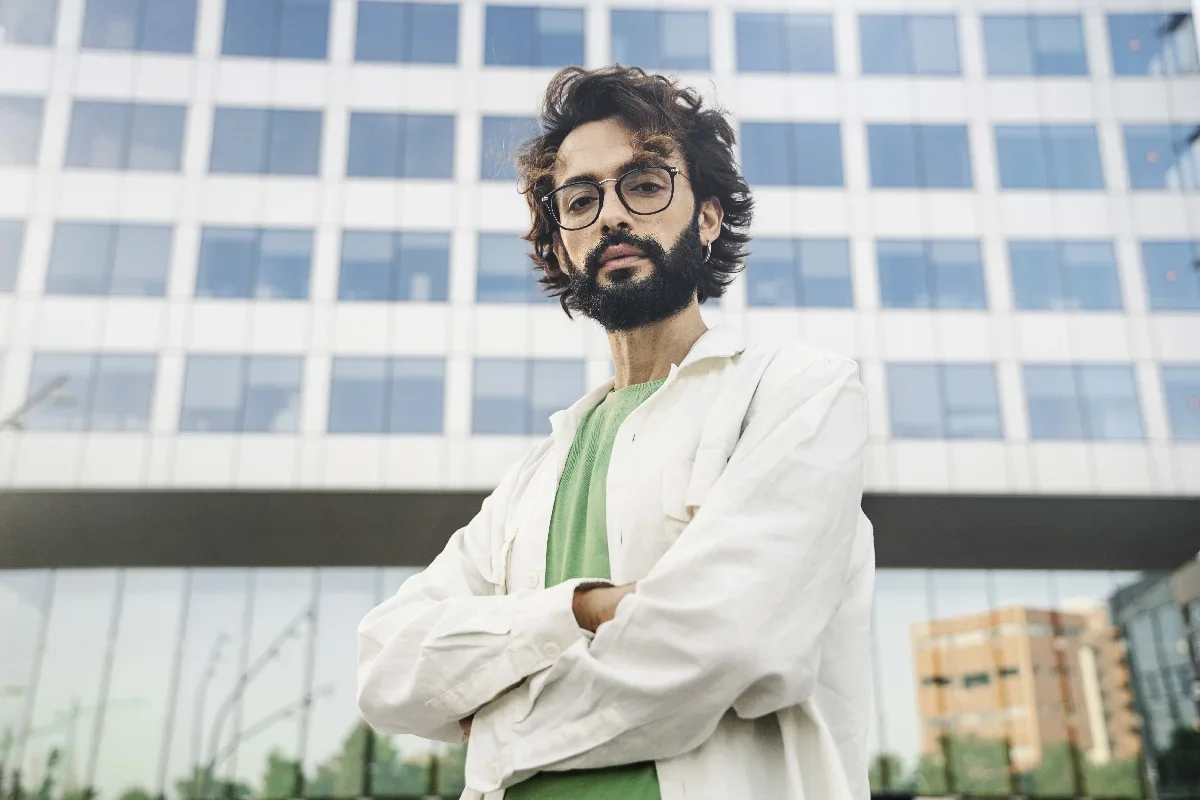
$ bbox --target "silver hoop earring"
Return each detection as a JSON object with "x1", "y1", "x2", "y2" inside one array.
[{"x1": 703, "y1": 242, "x2": 711, "y2": 263}]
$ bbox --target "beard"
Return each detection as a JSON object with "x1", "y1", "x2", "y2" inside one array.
[{"x1": 563, "y1": 216, "x2": 705, "y2": 332}]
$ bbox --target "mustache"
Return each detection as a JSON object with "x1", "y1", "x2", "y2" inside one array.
[{"x1": 584, "y1": 231, "x2": 667, "y2": 277}]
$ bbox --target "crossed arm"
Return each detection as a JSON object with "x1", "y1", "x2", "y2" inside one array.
[{"x1": 357, "y1": 355, "x2": 866, "y2": 791}]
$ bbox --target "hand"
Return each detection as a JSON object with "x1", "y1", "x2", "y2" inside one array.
[
  {"x1": 459, "y1": 716, "x2": 473, "y2": 739},
  {"x1": 572, "y1": 582, "x2": 637, "y2": 633}
]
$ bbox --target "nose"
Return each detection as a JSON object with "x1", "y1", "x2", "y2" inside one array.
[{"x1": 595, "y1": 181, "x2": 634, "y2": 236}]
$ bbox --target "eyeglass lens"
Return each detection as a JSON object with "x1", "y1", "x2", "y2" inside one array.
[{"x1": 551, "y1": 167, "x2": 674, "y2": 229}]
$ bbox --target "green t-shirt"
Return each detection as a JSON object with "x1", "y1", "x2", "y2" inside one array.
[{"x1": 505, "y1": 379, "x2": 665, "y2": 800}]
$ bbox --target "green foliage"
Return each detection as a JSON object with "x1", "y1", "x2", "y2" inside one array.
[
  {"x1": 868, "y1": 752, "x2": 908, "y2": 793},
  {"x1": 1157, "y1": 726, "x2": 1200, "y2": 796},
  {"x1": 261, "y1": 752, "x2": 300, "y2": 799},
  {"x1": 174, "y1": 765, "x2": 251, "y2": 800}
]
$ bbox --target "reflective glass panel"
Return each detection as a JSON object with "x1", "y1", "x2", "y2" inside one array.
[
  {"x1": 0, "y1": 95, "x2": 43, "y2": 165},
  {"x1": 1141, "y1": 240, "x2": 1200, "y2": 310},
  {"x1": 735, "y1": 12, "x2": 834, "y2": 73}
]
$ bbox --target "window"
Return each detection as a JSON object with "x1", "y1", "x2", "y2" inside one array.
[
  {"x1": 1024, "y1": 365, "x2": 1144, "y2": 440},
  {"x1": 1163, "y1": 366, "x2": 1200, "y2": 440},
  {"x1": 963, "y1": 672, "x2": 991, "y2": 688},
  {"x1": 0, "y1": 221, "x2": 24, "y2": 292},
  {"x1": 196, "y1": 228, "x2": 312, "y2": 300},
  {"x1": 82, "y1": 0, "x2": 197, "y2": 52},
  {"x1": 982, "y1": 15, "x2": 1087, "y2": 76},
  {"x1": 477, "y1": 233, "x2": 541, "y2": 302},
  {"x1": 0, "y1": 0, "x2": 59, "y2": 45},
  {"x1": 877, "y1": 240, "x2": 986, "y2": 309},
  {"x1": 740, "y1": 123, "x2": 843, "y2": 187},
  {"x1": 1124, "y1": 124, "x2": 1200, "y2": 190},
  {"x1": 1108, "y1": 13, "x2": 1199, "y2": 76},
  {"x1": 859, "y1": 14, "x2": 959, "y2": 75},
  {"x1": 995, "y1": 125, "x2": 1104, "y2": 190},
  {"x1": 484, "y1": 5, "x2": 583, "y2": 67},
  {"x1": 222, "y1": 0, "x2": 329, "y2": 59},
  {"x1": 25, "y1": 353, "x2": 157, "y2": 431},
  {"x1": 999, "y1": 667, "x2": 1020, "y2": 678},
  {"x1": 1141, "y1": 241, "x2": 1200, "y2": 310},
  {"x1": 1009, "y1": 241, "x2": 1121, "y2": 311},
  {"x1": 339, "y1": 230, "x2": 449, "y2": 302},
  {"x1": 734, "y1": 12, "x2": 834, "y2": 73},
  {"x1": 480, "y1": 116, "x2": 539, "y2": 182},
  {"x1": 867, "y1": 125, "x2": 972, "y2": 188},
  {"x1": 210, "y1": 107, "x2": 322, "y2": 175},
  {"x1": 611, "y1": 9, "x2": 710, "y2": 72},
  {"x1": 65, "y1": 101, "x2": 187, "y2": 171},
  {"x1": 328, "y1": 357, "x2": 444, "y2": 434},
  {"x1": 0, "y1": 96, "x2": 44, "y2": 166},
  {"x1": 355, "y1": 1, "x2": 457, "y2": 63},
  {"x1": 179, "y1": 355, "x2": 302, "y2": 432},
  {"x1": 346, "y1": 112, "x2": 454, "y2": 179},
  {"x1": 46, "y1": 222, "x2": 172, "y2": 296},
  {"x1": 746, "y1": 238, "x2": 852, "y2": 308},
  {"x1": 887, "y1": 364, "x2": 1002, "y2": 439},
  {"x1": 473, "y1": 358, "x2": 584, "y2": 435},
  {"x1": 921, "y1": 675, "x2": 952, "y2": 687}
]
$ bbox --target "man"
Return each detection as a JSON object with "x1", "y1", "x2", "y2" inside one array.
[{"x1": 357, "y1": 65, "x2": 874, "y2": 800}]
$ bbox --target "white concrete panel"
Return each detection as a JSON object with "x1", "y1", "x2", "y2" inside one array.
[
  {"x1": 397, "y1": 183, "x2": 456, "y2": 229},
  {"x1": 330, "y1": 304, "x2": 389, "y2": 354},
  {"x1": 0, "y1": 172, "x2": 35, "y2": 216},
  {"x1": 1130, "y1": 195, "x2": 1191, "y2": 238},
  {"x1": 1065, "y1": 315, "x2": 1131, "y2": 361},
  {"x1": 248, "y1": 305, "x2": 311, "y2": 354},
  {"x1": 1150, "y1": 317, "x2": 1200, "y2": 361},
  {"x1": 877, "y1": 313, "x2": 937, "y2": 361},
  {"x1": 1029, "y1": 443, "x2": 1094, "y2": 493},
  {"x1": 863, "y1": 442, "x2": 893, "y2": 491},
  {"x1": 473, "y1": 305, "x2": 532, "y2": 355},
  {"x1": 73, "y1": 53, "x2": 137, "y2": 97},
  {"x1": 890, "y1": 441, "x2": 951, "y2": 492},
  {"x1": 144, "y1": 437, "x2": 175, "y2": 484},
  {"x1": 0, "y1": 50, "x2": 54, "y2": 93},
  {"x1": 79, "y1": 435, "x2": 148, "y2": 486},
  {"x1": 187, "y1": 303, "x2": 252, "y2": 351},
  {"x1": 1174, "y1": 446, "x2": 1200, "y2": 495},
  {"x1": 947, "y1": 441, "x2": 1009, "y2": 493},
  {"x1": 933, "y1": 314, "x2": 993, "y2": 361},
  {"x1": 152, "y1": 352, "x2": 185, "y2": 434},
  {"x1": 342, "y1": 184, "x2": 399, "y2": 227},
  {"x1": 271, "y1": 63, "x2": 332, "y2": 108},
  {"x1": 53, "y1": 174, "x2": 128, "y2": 219},
  {"x1": 996, "y1": 360, "x2": 1029, "y2": 441},
  {"x1": 35, "y1": 298, "x2": 105, "y2": 349},
  {"x1": 213, "y1": 61, "x2": 275, "y2": 105},
  {"x1": 202, "y1": 179, "x2": 268, "y2": 224},
  {"x1": 100, "y1": 301, "x2": 166, "y2": 350},
  {"x1": 997, "y1": 195, "x2": 1058, "y2": 237},
  {"x1": 1148, "y1": 445, "x2": 1178, "y2": 494},
  {"x1": 1090, "y1": 445, "x2": 1153, "y2": 494},
  {"x1": 465, "y1": 436, "x2": 531, "y2": 488},
  {"x1": 798, "y1": 310, "x2": 857, "y2": 357},
  {"x1": 743, "y1": 310, "x2": 802, "y2": 349},
  {"x1": 171, "y1": 436, "x2": 238, "y2": 486},
  {"x1": 132, "y1": 57, "x2": 195, "y2": 102},
  {"x1": 867, "y1": 194, "x2": 925, "y2": 237},
  {"x1": 791, "y1": 194, "x2": 851, "y2": 236},
  {"x1": 1014, "y1": 315, "x2": 1073, "y2": 362},
  {"x1": 391, "y1": 305, "x2": 453, "y2": 355},
  {"x1": 261, "y1": 182, "x2": 322, "y2": 226},
  {"x1": 529, "y1": 307, "x2": 587, "y2": 358},
  {"x1": 383, "y1": 437, "x2": 448, "y2": 487},
  {"x1": 235, "y1": 438, "x2": 302, "y2": 487},
  {"x1": 922, "y1": 194, "x2": 980, "y2": 237},
  {"x1": 1006, "y1": 443, "x2": 1034, "y2": 492},
  {"x1": 10, "y1": 434, "x2": 81, "y2": 486},
  {"x1": 1111, "y1": 81, "x2": 1172, "y2": 122},
  {"x1": 1049, "y1": 196, "x2": 1116, "y2": 238},
  {"x1": 116, "y1": 176, "x2": 185, "y2": 222}
]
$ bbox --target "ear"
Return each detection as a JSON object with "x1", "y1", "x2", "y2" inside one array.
[
  {"x1": 697, "y1": 196, "x2": 724, "y2": 247},
  {"x1": 549, "y1": 231, "x2": 565, "y2": 275}
]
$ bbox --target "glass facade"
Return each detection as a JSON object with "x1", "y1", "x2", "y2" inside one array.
[
  {"x1": 328, "y1": 358, "x2": 445, "y2": 434},
  {"x1": 982, "y1": 15, "x2": 1088, "y2": 76},
  {"x1": 179, "y1": 356, "x2": 303, "y2": 433},
  {"x1": 0, "y1": 96, "x2": 45, "y2": 166},
  {"x1": 887, "y1": 364, "x2": 1002, "y2": 439},
  {"x1": 1124, "y1": 124, "x2": 1200, "y2": 190},
  {"x1": 210, "y1": 108, "x2": 323, "y2": 176},
  {"x1": 476, "y1": 233, "x2": 540, "y2": 303},
  {"x1": 745, "y1": 238, "x2": 852, "y2": 308},
  {"x1": 1024, "y1": 365, "x2": 1144, "y2": 441},
  {"x1": 868, "y1": 125, "x2": 973, "y2": 188},
  {"x1": 1162, "y1": 365, "x2": 1200, "y2": 440},
  {"x1": 1009, "y1": 241, "x2": 1122, "y2": 311},
  {"x1": 354, "y1": 1, "x2": 458, "y2": 64},
  {"x1": 25, "y1": 352, "x2": 157, "y2": 431},
  {"x1": 740, "y1": 122, "x2": 843, "y2": 187},
  {"x1": 995, "y1": 125, "x2": 1105, "y2": 190},
  {"x1": 338, "y1": 231, "x2": 450, "y2": 302},
  {"x1": 859, "y1": 14, "x2": 960, "y2": 75},
  {"x1": 346, "y1": 113, "x2": 454, "y2": 179},
  {"x1": 81, "y1": 0, "x2": 197, "y2": 52},
  {"x1": 1142, "y1": 241, "x2": 1200, "y2": 310},
  {"x1": 0, "y1": 0, "x2": 59, "y2": 45},
  {"x1": 1107, "y1": 13, "x2": 1199, "y2": 76},
  {"x1": 734, "y1": 12, "x2": 834, "y2": 74},
  {"x1": 0, "y1": 220, "x2": 25, "y2": 293},
  {"x1": 611, "y1": 9, "x2": 710, "y2": 72},
  {"x1": 877, "y1": 240, "x2": 987, "y2": 309},
  {"x1": 196, "y1": 228, "x2": 313, "y2": 300},
  {"x1": 46, "y1": 223, "x2": 173, "y2": 297},
  {"x1": 221, "y1": 0, "x2": 330, "y2": 60},
  {"x1": 472, "y1": 359, "x2": 584, "y2": 435},
  {"x1": 483, "y1": 5, "x2": 584, "y2": 67},
  {"x1": 480, "y1": 116, "x2": 539, "y2": 182}
]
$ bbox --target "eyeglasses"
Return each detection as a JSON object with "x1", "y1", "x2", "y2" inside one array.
[{"x1": 541, "y1": 166, "x2": 685, "y2": 231}]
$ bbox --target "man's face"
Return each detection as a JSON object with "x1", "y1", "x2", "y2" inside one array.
[{"x1": 549, "y1": 118, "x2": 722, "y2": 331}]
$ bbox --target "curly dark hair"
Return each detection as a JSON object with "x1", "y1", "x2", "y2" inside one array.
[{"x1": 515, "y1": 65, "x2": 753, "y2": 316}]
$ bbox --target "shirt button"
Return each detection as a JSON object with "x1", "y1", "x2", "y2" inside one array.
[
  {"x1": 542, "y1": 641, "x2": 562, "y2": 659},
  {"x1": 525, "y1": 572, "x2": 540, "y2": 589}
]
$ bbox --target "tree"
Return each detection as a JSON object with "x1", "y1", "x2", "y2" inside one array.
[
  {"x1": 174, "y1": 765, "x2": 251, "y2": 800},
  {"x1": 1156, "y1": 726, "x2": 1200, "y2": 797},
  {"x1": 913, "y1": 736, "x2": 1012, "y2": 796},
  {"x1": 1085, "y1": 755, "x2": 1144, "y2": 799},
  {"x1": 115, "y1": 788, "x2": 153, "y2": 800},
  {"x1": 868, "y1": 752, "x2": 908, "y2": 793},
  {"x1": 261, "y1": 752, "x2": 300, "y2": 799}
]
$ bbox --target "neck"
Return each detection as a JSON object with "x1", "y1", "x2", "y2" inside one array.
[{"x1": 607, "y1": 303, "x2": 708, "y2": 390}]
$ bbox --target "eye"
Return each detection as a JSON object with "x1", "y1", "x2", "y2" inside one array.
[{"x1": 568, "y1": 195, "x2": 596, "y2": 212}]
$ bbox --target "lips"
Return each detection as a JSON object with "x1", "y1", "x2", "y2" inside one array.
[{"x1": 598, "y1": 244, "x2": 645, "y2": 271}]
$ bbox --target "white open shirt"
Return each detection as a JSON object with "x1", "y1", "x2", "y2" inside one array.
[{"x1": 357, "y1": 326, "x2": 876, "y2": 800}]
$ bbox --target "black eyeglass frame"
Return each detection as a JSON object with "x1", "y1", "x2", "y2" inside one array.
[{"x1": 540, "y1": 165, "x2": 687, "y2": 231}]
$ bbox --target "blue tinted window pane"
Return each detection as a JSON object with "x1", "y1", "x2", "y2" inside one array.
[
  {"x1": 1047, "y1": 126, "x2": 1104, "y2": 189},
  {"x1": 1108, "y1": 13, "x2": 1199, "y2": 76},
  {"x1": 347, "y1": 112, "x2": 401, "y2": 177},
  {"x1": 740, "y1": 123, "x2": 787, "y2": 185},
  {"x1": 257, "y1": 229, "x2": 311, "y2": 299},
  {"x1": 277, "y1": 0, "x2": 329, "y2": 59},
  {"x1": 887, "y1": 365, "x2": 943, "y2": 437},
  {"x1": 396, "y1": 231, "x2": 449, "y2": 301},
  {"x1": 46, "y1": 223, "x2": 114, "y2": 295},
  {"x1": 390, "y1": 358, "x2": 444, "y2": 433},
  {"x1": 481, "y1": 115, "x2": 538, "y2": 181},
  {"x1": 90, "y1": 354, "x2": 156, "y2": 430},
  {"x1": 328, "y1": 358, "x2": 388, "y2": 433},
  {"x1": 530, "y1": 360, "x2": 583, "y2": 436},
  {"x1": 909, "y1": 15, "x2": 959, "y2": 75},
  {"x1": 1079, "y1": 366, "x2": 1143, "y2": 440},
  {"x1": 221, "y1": 0, "x2": 279, "y2": 56},
  {"x1": 943, "y1": 365, "x2": 1002, "y2": 438},
  {"x1": 402, "y1": 114, "x2": 455, "y2": 178},
  {"x1": 140, "y1": 0, "x2": 197, "y2": 52},
  {"x1": 741, "y1": 122, "x2": 843, "y2": 187},
  {"x1": 196, "y1": 228, "x2": 257, "y2": 297},
  {"x1": 356, "y1": 2, "x2": 458, "y2": 64},
  {"x1": 484, "y1": 5, "x2": 534, "y2": 65},
  {"x1": 860, "y1": 15, "x2": 908, "y2": 74},
  {"x1": 868, "y1": 125, "x2": 919, "y2": 188},
  {"x1": 473, "y1": 359, "x2": 526, "y2": 434},
  {"x1": 983, "y1": 16, "x2": 1034, "y2": 75},
  {"x1": 338, "y1": 231, "x2": 391, "y2": 300},
  {"x1": 65, "y1": 101, "x2": 128, "y2": 169},
  {"x1": 243, "y1": 356, "x2": 301, "y2": 432},
  {"x1": 0, "y1": 0, "x2": 60, "y2": 44},
  {"x1": 82, "y1": 0, "x2": 140, "y2": 48},
  {"x1": 266, "y1": 109, "x2": 321, "y2": 175},
  {"x1": 996, "y1": 125, "x2": 1049, "y2": 188},
  {"x1": 1142, "y1": 241, "x2": 1200, "y2": 310},
  {"x1": 210, "y1": 108, "x2": 268, "y2": 173},
  {"x1": 109, "y1": 224, "x2": 172, "y2": 296},
  {"x1": 1010, "y1": 241, "x2": 1066, "y2": 310},
  {"x1": 746, "y1": 238, "x2": 797, "y2": 307},
  {"x1": 918, "y1": 125, "x2": 972, "y2": 188},
  {"x1": 799, "y1": 239, "x2": 853, "y2": 307},
  {"x1": 535, "y1": 7, "x2": 584, "y2": 66},
  {"x1": 180, "y1": 356, "x2": 243, "y2": 431},
  {"x1": 612, "y1": 9, "x2": 709, "y2": 71},
  {"x1": 930, "y1": 241, "x2": 986, "y2": 309},
  {"x1": 477, "y1": 233, "x2": 538, "y2": 302},
  {"x1": 878, "y1": 241, "x2": 931, "y2": 308},
  {"x1": 1163, "y1": 366, "x2": 1200, "y2": 440},
  {"x1": 1025, "y1": 365, "x2": 1084, "y2": 439},
  {"x1": 735, "y1": 13, "x2": 834, "y2": 73},
  {"x1": 127, "y1": 103, "x2": 186, "y2": 170},
  {"x1": 25, "y1": 354, "x2": 96, "y2": 431},
  {"x1": 1033, "y1": 15, "x2": 1088, "y2": 75},
  {"x1": 1125, "y1": 124, "x2": 1200, "y2": 190},
  {"x1": 0, "y1": 96, "x2": 43, "y2": 165},
  {"x1": 1062, "y1": 242, "x2": 1121, "y2": 310},
  {"x1": 0, "y1": 221, "x2": 23, "y2": 292}
]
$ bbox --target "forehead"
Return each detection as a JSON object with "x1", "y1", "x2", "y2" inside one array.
[{"x1": 553, "y1": 118, "x2": 678, "y2": 182}]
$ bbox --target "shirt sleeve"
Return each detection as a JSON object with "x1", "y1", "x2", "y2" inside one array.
[
  {"x1": 356, "y1": 442, "x2": 602, "y2": 744},
  {"x1": 463, "y1": 354, "x2": 868, "y2": 790}
]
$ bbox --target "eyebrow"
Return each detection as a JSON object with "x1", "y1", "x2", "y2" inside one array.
[{"x1": 556, "y1": 156, "x2": 667, "y2": 191}]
